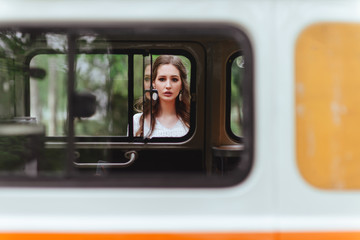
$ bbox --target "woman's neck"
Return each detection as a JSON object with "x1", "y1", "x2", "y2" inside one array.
[
  {"x1": 157, "y1": 100, "x2": 177, "y2": 117},
  {"x1": 155, "y1": 100, "x2": 180, "y2": 129}
]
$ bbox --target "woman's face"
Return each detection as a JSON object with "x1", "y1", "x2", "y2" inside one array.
[
  {"x1": 154, "y1": 64, "x2": 182, "y2": 103},
  {"x1": 144, "y1": 64, "x2": 151, "y2": 99}
]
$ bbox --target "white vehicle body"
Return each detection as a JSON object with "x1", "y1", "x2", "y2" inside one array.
[{"x1": 0, "y1": 0, "x2": 359, "y2": 239}]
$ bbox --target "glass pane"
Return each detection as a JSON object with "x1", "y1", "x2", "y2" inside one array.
[
  {"x1": 74, "y1": 54, "x2": 128, "y2": 136},
  {"x1": 30, "y1": 54, "x2": 67, "y2": 136},
  {"x1": 230, "y1": 55, "x2": 244, "y2": 137},
  {"x1": 0, "y1": 31, "x2": 67, "y2": 176},
  {"x1": 0, "y1": 32, "x2": 20, "y2": 120},
  {"x1": 0, "y1": 31, "x2": 67, "y2": 121},
  {"x1": 0, "y1": 55, "x2": 14, "y2": 119}
]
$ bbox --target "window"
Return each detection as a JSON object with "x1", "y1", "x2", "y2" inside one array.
[
  {"x1": 30, "y1": 51, "x2": 193, "y2": 140},
  {"x1": 0, "y1": 24, "x2": 253, "y2": 187},
  {"x1": 226, "y1": 52, "x2": 244, "y2": 140}
]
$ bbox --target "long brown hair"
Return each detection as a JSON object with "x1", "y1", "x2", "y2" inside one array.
[{"x1": 135, "y1": 55, "x2": 190, "y2": 137}]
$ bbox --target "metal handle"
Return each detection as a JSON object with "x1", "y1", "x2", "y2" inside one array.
[
  {"x1": 212, "y1": 145, "x2": 244, "y2": 158},
  {"x1": 73, "y1": 150, "x2": 138, "y2": 168}
]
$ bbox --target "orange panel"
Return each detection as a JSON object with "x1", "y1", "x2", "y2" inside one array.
[{"x1": 296, "y1": 23, "x2": 360, "y2": 189}]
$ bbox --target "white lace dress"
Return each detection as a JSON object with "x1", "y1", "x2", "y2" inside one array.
[{"x1": 133, "y1": 113, "x2": 189, "y2": 138}]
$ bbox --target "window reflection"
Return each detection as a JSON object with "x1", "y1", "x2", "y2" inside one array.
[
  {"x1": 230, "y1": 55, "x2": 244, "y2": 137},
  {"x1": 74, "y1": 54, "x2": 128, "y2": 136},
  {"x1": 30, "y1": 53, "x2": 129, "y2": 136},
  {"x1": 30, "y1": 54, "x2": 67, "y2": 136}
]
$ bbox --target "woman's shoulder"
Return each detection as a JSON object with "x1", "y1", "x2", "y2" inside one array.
[
  {"x1": 133, "y1": 112, "x2": 142, "y2": 121},
  {"x1": 178, "y1": 118, "x2": 189, "y2": 130},
  {"x1": 133, "y1": 113, "x2": 142, "y2": 129},
  {"x1": 133, "y1": 113, "x2": 143, "y2": 136}
]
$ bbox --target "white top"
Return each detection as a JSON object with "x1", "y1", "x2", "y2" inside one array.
[{"x1": 133, "y1": 113, "x2": 189, "y2": 138}]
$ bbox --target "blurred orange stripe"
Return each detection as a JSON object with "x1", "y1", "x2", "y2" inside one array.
[
  {"x1": 0, "y1": 233, "x2": 272, "y2": 240},
  {"x1": 1, "y1": 232, "x2": 360, "y2": 240},
  {"x1": 279, "y1": 232, "x2": 360, "y2": 240}
]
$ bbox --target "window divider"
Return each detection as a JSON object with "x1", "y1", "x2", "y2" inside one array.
[{"x1": 66, "y1": 33, "x2": 76, "y2": 177}]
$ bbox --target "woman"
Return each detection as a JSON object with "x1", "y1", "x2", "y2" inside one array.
[
  {"x1": 133, "y1": 55, "x2": 190, "y2": 138},
  {"x1": 134, "y1": 60, "x2": 151, "y2": 112}
]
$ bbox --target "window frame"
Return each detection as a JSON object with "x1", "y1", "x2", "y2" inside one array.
[{"x1": 0, "y1": 24, "x2": 254, "y2": 188}]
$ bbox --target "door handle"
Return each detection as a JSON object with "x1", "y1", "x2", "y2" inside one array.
[{"x1": 73, "y1": 150, "x2": 138, "y2": 168}]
